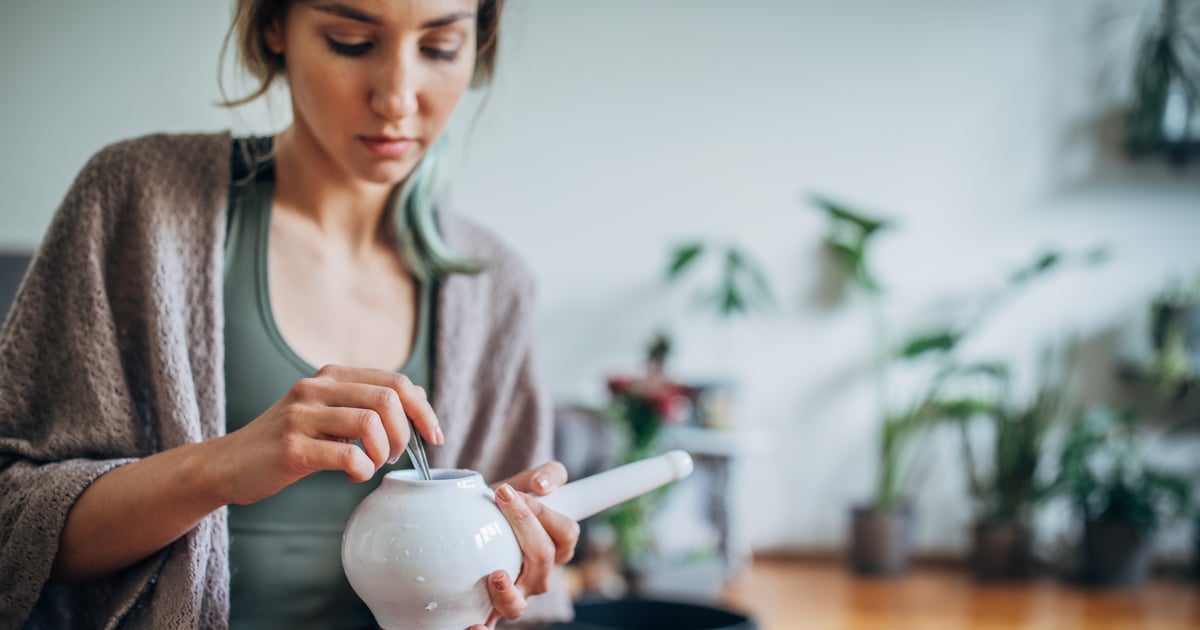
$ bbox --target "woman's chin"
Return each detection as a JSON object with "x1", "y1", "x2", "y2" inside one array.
[{"x1": 352, "y1": 161, "x2": 416, "y2": 188}]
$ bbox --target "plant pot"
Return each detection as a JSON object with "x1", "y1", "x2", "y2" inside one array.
[
  {"x1": 849, "y1": 505, "x2": 912, "y2": 577},
  {"x1": 1081, "y1": 520, "x2": 1153, "y2": 588},
  {"x1": 1152, "y1": 300, "x2": 1200, "y2": 370},
  {"x1": 1193, "y1": 519, "x2": 1200, "y2": 581},
  {"x1": 970, "y1": 519, "x2": 1032, "y2": 581}
]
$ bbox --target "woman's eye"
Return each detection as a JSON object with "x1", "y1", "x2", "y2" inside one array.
[
  {"x1": 327, "y1": 37, "x2": 373, "y2": 57},
  {"x1": 422, "y1": 47, "x2": 460, "y2": 62}
]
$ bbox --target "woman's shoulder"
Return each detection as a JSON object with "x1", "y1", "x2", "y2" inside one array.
[
  {"x1": 78, "y1": 131, "x2": 233, "y2": 187},
  {"x1": 45, "y1": 132, "x2": 234, "y2": 252}
]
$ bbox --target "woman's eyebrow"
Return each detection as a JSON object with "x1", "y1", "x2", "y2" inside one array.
[
  {"x1": 420, "y1": 10, "x2": 474, "y2": 29},
  {"x1": 311, "y1": 2, "x2": 383, "y2": 25},
  {"x1": 310, "y1": 3, "x2": 475, "y2": 29}
]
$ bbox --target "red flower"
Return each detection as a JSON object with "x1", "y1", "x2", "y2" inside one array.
[{"x1": 606, "y1": 375, "x2": 694, "y2": 425}]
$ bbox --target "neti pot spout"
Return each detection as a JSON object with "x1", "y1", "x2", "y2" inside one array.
[{"x1": 537, "y1": 449, "x2": 694, "y2": 521}]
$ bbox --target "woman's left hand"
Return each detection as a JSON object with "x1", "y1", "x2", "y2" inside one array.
[{"x1": 469, "y1": 461, "x2": 580, "y2": 629}]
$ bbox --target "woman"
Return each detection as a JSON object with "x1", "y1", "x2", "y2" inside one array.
[{"x1": 0, "y1": 0, "x2": 577, "y2": 628}]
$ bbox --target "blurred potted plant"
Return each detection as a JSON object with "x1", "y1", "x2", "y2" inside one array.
[
  {"x1": 1124, "y1": 0, "x2": 1200, "y2": 165},
  {"x1": 1049, "y1": 405, "x2": 1192, "y2": 587},
  {"x1": 901, "y1": 250, "x2": 1105, "y2": 580},
  {"x1": 812, "y1": 194, "x2": 1108, "y2": 576},
  {"x1": 1141, "y1": 277, "x2": 1200, "y2": 580},
  {"x1": 1146, "y1": 277, "x2": 1200, "y2": 403},
  {"x1": 810, "y1": 195, "x2": 918, "y2": 575},
  {"x1": 939, "y1": 349, "x2": 1072, "y2": 581},
  {"x1": 1146, "y1": 278, "x2": 1200, "y2": 580}
]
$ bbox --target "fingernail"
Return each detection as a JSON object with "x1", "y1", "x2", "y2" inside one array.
[
  {"x1": 492, "y1": 573, "x2": 507, "y2": 590},
  {"x1": 495, "y1": 484, "x2": 514, "y2": 503},
  {"x1": 435, "y1": 427, "x2": 445, "y2": 446},
  {"x1": 533, "y1": 473, "x2": 553, "y2": 493},
  {"x1": 387, "y1": 454, "x2": 399, "y2": 465}
]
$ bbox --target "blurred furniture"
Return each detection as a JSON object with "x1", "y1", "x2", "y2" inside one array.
[
  {"x1": 554, "y1": 405, "x2": 752, "y2": 602},
  {"x1": 654, "y1": 425, "x2": 753, "y2": 583},
  {"x1": 0, "y1": 252, "x2": 31, "y2": 327}
]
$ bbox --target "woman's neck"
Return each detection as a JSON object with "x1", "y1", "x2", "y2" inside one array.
[{"x1": 272, "y1": 126, "x2": 395, "y2": 255}]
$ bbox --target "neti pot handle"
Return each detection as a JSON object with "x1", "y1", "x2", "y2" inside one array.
[{"x1": 537, "y1": 450, "x2": 694, "y2": 522}]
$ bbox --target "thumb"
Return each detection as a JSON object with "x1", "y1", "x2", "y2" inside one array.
[{"x1": 492, "y1": 461, "x2": 568, "y2": 496}]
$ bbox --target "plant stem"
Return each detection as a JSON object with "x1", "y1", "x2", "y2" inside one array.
[{"x1": 869, "y1": 288, "x2": 894, "y2": 507}]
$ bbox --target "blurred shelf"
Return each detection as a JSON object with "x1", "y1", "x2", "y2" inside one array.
[{"x1": 660, "y1": 425, "x2": 764, "y2": 457}]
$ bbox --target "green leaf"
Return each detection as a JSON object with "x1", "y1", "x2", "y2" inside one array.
[
  {"x1": 724, "y1": 246, "x2": 775, "y2": 311},
  {"x1": 668, "y1": 242, "x2": 776, "y2": 319},
  {"x1": 898, "y1": 330, "x2": 961, "y2": 359},
  {"x1": 720, "y1": 281, "x2": 745, "y2": 316},
  {"x1": 810, "y1": 195, "x2": 890, "y2": 238},
  {"x1": 855, "y1": 267, "x2": 882, "y2": 294},
  {"x1": 825, "y1": 240, "x2": 862, "y2": 273},
  {"x1": 953, "y1": 361, "x2": 1009, "y2": 380},
  {"x1": 666, "y1": 242, "x2": 705, "y2": 281},
  {"x1": 933, "y1": 396, "x2": 996, "y2": 420},
  {"x1": 1011, "y1": 251, "x2": 1062, "y2": 284},
  {"x1": 1034, "y1": 251, "x2": 1061, "y2": 272},
  {"x1": 725, "y1": 248, "x2": 743, "y2": 271},
  {"x1": 744, "y1": 257, "x2": 777, "y2": 306}
]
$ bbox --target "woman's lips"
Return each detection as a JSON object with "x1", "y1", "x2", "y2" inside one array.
[{"x1": 359, "y1": 136, "x2": 415, "y2": 158}]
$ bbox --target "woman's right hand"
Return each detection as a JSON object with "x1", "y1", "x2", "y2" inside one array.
[{"x1": 207, "y1": 364, "x2": 443, "y2": 506}]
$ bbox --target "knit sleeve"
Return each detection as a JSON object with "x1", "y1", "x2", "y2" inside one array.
[
  {"x1": 0, "y1": 141, "x2": 165, "y2": 627},
  {"x1": 487, "y1": 265, "x2": 556, "y2": 482}
]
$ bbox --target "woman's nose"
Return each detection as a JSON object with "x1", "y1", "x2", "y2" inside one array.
[{"x1": 371, "y1": 58, "x2": 419, "y2": 119}]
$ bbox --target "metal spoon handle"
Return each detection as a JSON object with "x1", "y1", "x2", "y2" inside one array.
[{"x1": 406, "y1": 424, "x2": 432, "y2": 481}]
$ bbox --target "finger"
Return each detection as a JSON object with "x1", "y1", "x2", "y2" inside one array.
[
  {"x1": 494, "y1": 461, "x2": 568, "y2": 496},
  {"x1": 301, "y1": 406, "x2": 391, "y2": 471},
  {"x1": 517, "y1": 493, "x2": 581, "y2": 566},
  {"x1": 290, "y1": 435, "x2": 376, "y2": 482},
  {"x1": 297, "y1": 378, "x2": 412, "y2": 464},
  {"x1": 484, "y1": 570, "x2": 526, "y2": 621},
  {"x1": 495, "y1": 484, "x2": 554, "y2": 595},
  {"x1": 314, "y1": 365, "x2": 443, "y2": 446}
]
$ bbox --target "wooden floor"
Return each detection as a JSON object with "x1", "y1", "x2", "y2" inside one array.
[{"x1": 720, "y1": 558, "x2": 1200, "y2": 630}]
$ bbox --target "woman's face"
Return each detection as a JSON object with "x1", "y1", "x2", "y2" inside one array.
[{"x1": 267, "y1": 0, "x2": 479, "y2": 185}]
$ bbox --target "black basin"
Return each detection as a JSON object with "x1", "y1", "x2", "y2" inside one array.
[{"x1": 545, "y1": 598, "x2": 757, "y2": 630}]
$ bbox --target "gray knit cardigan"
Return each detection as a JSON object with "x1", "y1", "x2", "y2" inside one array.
[{"x1": 0, "y1": 132, "x2": 569, "y2": 628}]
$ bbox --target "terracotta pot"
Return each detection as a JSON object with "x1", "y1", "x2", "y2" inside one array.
[{"x1": 1194, "y1": 520, "x2": 1200, "y2": 581}]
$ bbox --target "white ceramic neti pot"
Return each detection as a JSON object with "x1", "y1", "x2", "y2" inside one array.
[{"x1": 342, "y1": 450, "x2": 694, "y2": 630}]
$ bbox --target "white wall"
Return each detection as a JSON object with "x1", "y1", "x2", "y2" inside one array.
[{"x1": 3, "y1": 1, "x2": 1199, "y2": 557}]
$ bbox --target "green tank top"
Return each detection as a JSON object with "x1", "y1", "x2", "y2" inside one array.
[{"x1": 223, "y1": 158, "x2": 434, "y2": 630}]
